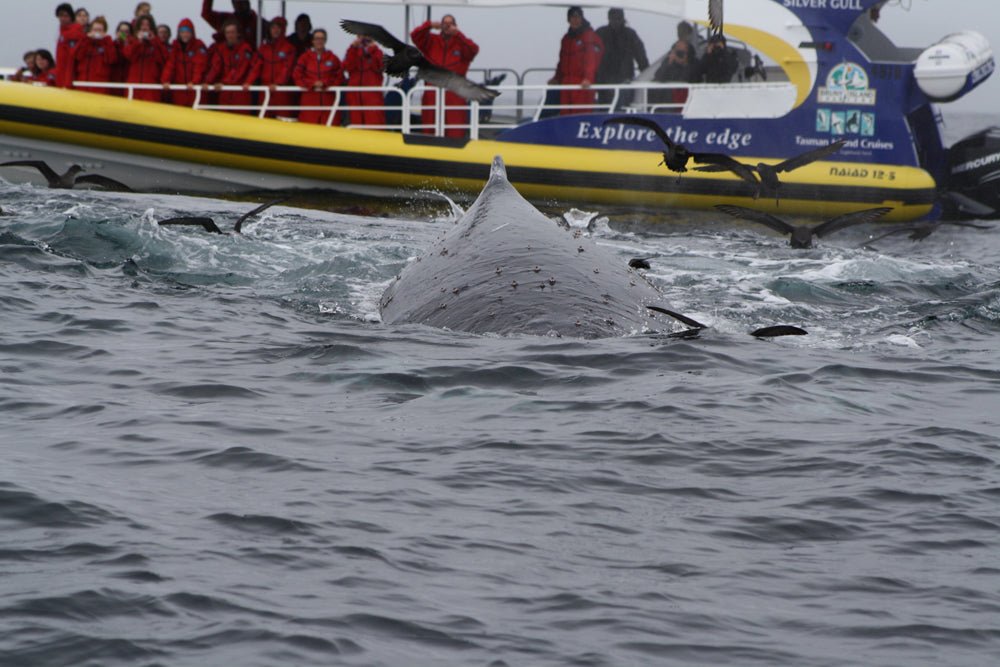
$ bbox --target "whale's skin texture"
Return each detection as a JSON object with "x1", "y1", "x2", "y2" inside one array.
[{"x1": 379, "y1": 158, "x2": 667, "y2": 338}]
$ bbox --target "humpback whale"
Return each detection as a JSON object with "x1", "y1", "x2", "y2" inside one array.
[{"x1": 379, "y1": 156, "x2": 666, "y2": 338}]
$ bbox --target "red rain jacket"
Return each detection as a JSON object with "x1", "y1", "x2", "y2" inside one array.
[
  {"x1": 410, "y1": 21, "x2": 480, "y2": 137},
  {"x1": 124, "y1": 35, "x2": 169, "y2": 101},
  {"x1": 555, "y1": 26, "x2": 604, "y2": 84},
  {"x1": 343, "y1": 41, "x2": 385, "y2": 126},
  {"x1": 202, "y1": 0, "x2": 262, "y2": 48},
  {"x1": 163, "y1": 20, "x2": 209, "y2": 85},
  {"x1": 247, "y1": 37, "x2": 295, "y2": 86},
  {"x1": 74, "y1": 35, "x2": 118, "y2": 93},
  {"x1": 207, "y1": 40, "x2": 254, "y2": 112},
  {"x1": 293, "y1": 48, "x2": 344, "y2": 124},
  {"x1": 55, "y1": 22, "x2": 87, "y2": 88}
]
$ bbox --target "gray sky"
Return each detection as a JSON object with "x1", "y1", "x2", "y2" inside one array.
[{"x1": 6, "y1": 1, "x2": 998, "y2": 116}]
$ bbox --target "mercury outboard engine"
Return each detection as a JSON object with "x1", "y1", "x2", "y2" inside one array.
[{"x1": 944, "y1": 127, "x2": 1000, "y2": 220}]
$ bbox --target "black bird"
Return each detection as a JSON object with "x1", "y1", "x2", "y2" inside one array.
[
  {"x1": 340, "y1": 20, "x2": 499, "y2": 103},
  {"x1": 647, "y1": 305, "x2": 807, "y2": 339},
  {"x1": 695, "y1": 140, "x2": 847, "y2": 203},
  {"x1": 1, "y1": 160, "x2": 132, "y2": 191},
  {"x1": 716, "y1": 204, "x2": 893, "y2": 248},
  {"x1": 708, "y1": 0, "x2": 724, "y2": 37},
  {"x1": 862, "y1": 219, "x2": 993, "y2": 246},
  {"x1": 157, "y1": 197, "x2": 289, "y2": 235},
  {"x1": 628, "y1": 257, "x2": 653, "y2": 270},
  {"x1": 602, "y1": 116, "x2": 740, "y2": 176}
]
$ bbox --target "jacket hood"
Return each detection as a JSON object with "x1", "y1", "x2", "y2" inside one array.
[{"x1": 177, "y1": 18, "x2": 196, "y2": 38}]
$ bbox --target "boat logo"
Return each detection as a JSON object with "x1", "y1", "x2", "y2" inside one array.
[{"x1": 817, "y1": 62, "x2": 876, "y2": 106}]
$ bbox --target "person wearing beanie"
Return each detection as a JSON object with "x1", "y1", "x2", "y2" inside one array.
[
  {"x1": 595, "y1": 8, "x2": 648, "y2": 108},
  {"x1": 549, "y1": 6, "x2": 604, "y2": 115}
]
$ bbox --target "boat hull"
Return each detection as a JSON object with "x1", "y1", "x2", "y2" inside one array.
[{"x1": 0, "y1": 83, "x2": 935, "y2": 220}]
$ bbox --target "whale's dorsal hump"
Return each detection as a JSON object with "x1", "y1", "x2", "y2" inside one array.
[{"x1": 489, "y1": 155, "x2": 508, "y2": 184}]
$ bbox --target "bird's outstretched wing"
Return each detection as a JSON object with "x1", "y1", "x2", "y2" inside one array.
[
  {"x1": 813, "y1": 206, "x2": 892, "y2": 238},
  {"x1": 340, "y1": 19, "x2": 407, "y2": 52},
  {"x1": 774, "y1": 139, "x2": 846, "y2": 173},
  {"x1": 418, "y1": 65, "x2": 499, "y2": 102},
  {"x1": 74, "y1": 174, "x2": 134, "y2": 192},
  {"x1": 602, "y1": 116, "x2": 675, "y2": 150},
  {"x1": 0, "y1": 160, "x2": 61, "y2": 185},
  {"x1": 947, "y1": 220, "x2": 994, "y2": 230},
  {"x1": 715, "y1": 204, "x2": 795, "y2": 236},
  {"x1": 708, "y1": 0, "x2": 724, "y2": 35},
  {"x1": 233, "y1": 197, "x2": 290, "y2": 234},
  {"x1": 694, "y1": 155, "x2": 759, "y2": 186},
  {"x1": 158, "y1": 217, "x2": 224, "y2": 234}
]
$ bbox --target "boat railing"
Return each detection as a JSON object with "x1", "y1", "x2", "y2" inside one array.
[{"x1": 64, "y1": 79, "x2": 753, "y2": 138}]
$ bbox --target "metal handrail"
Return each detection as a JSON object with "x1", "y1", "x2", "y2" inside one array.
[{"x1": 68, "y1": 79, "x2": 791, "y2": 139}]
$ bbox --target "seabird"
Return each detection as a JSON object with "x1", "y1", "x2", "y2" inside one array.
[
  {"x1": 157, "y1": 197, "x2": 289, "y2": 235},
  {"x1": 628, "y1": 257, "x2": 653, "y2": 270},
  {"x1": 708, "y1": 0, "x2": 724, "y2": 37},
  {"x1": 715, "y1": 204, "x2": 892, "y2": 248},
  {"x1": 340, "y1": 20, "x2": 500, "y2": 103},
  {"x1": 647, "y1": 304, "x2": 807, "y2": 338},
  {"x1": 862, "y1": 219, "x2": 993, "y2": 246},
  {"x1": 602, "y1": 117, "x2": 741, "y2": 176},
  {"x1": 0, "y1": 160, "x2": 132, "y2": 191},
  {"x1": 695, "y1": 140, "x2": 847, "y2": 203}
]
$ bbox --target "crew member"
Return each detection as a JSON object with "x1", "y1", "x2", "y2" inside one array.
[
  {"x1": 74, "y1": 16, "x2": 117, "y2": 94},
  {"x1": 696, "y1": 34, "x2": 738, "y2": 84},
  {"x1": 550, "y1": 6, "x2": 604, "y2": 115},
  {"x1": 124, "y1": 13, "x2": 168, "y2": 101},
  {"x1": 205, "y1": 18, "x2": 254, "y2": 114},
  {"x1": 343, "y1": 33, "x2": 386, "y2": 127},
  {"x1": 595, "y1": 8, "x2": 648, "y2": 108},
  {"x1": 293, "y1": 28, "x2": 343, "y2": 125},
  {"x1": 202, "y1": 0, "x2": 263, "y2": 49},
  {"x1": 410, "y1": 15, "x2": 479, "y2": 137},
  {"x1": 245, "y1": 16, "x2": 296, "y2": 118},
  {"x1": 162, "y1": 18, "x2": 208, "y2": 107},
  {"x1": 55, "y1": 3, "x2": 87, "y2": 88}
]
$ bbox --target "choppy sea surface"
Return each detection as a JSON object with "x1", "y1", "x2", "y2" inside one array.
[{"x1": 3, "y1": 115, "x2": 1000, "y2": 667}]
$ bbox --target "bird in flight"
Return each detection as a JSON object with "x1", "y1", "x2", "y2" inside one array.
[
  {"x1": 157, "y1": 197, "x2": 290, "y2": 235},
  {"x1": 708, "y1": 0, "x2": 724, "y2": 37},
  {"x1": 696, "y1": 140, "x2": 847, "y2": 204},
  {"x1": 602, "y1": 116, "x2": 742, "y2": 177},
  {"x1": 715, "y1": 204, "x2": 892, "y2": 248},
  {"x1": 340, "y1": 20, "x2": 499, "y2": 103},
  {"x1": 861, "y1": 219, "x2": 992, "y2": 246},
  {"x1": 0, "y1": 160, "x2": 132, "y2": 191}
]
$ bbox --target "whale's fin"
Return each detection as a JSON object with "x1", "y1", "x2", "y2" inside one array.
[{"x1": 489, "y1": 155, "x2": 508, "y2": 184}]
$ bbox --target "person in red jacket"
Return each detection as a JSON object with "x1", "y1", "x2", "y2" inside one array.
[
  {"x1": 162, "y1": 19, "x2": 208, "y2": 107},
  {"x1": 293, "y1": 29, "x2": 343, "y2": 125},
  {"x1": 74, "y1": 16, "x2": 117, "y2": 94},
  {"x1": 550, "y1": 6, "x2": 604, "y2": 115},
  {"x1": 55, "y1": 3, "x2": 86, "y2": 88},
  {"x1": 13, "y1": 51, "x2": 39, "y2": 83},
  {"x1": 343, "y1": 33, "x2": 386, "y2": 128},
  {"x1": 244, "y1": 16, "x2": 296, "y2": 118},
  {"x1": 202, "y1": 0, "x2": 263, "y2": 49},
  {"x1": 124, "y1": 14, "x2": 168, "y2": 101},
  {"x1": 109, "y1": 21, "x2": 132, "y2": 94},
  {"x1": 205, "y1": 19, "x2": 254, "y2": 114},
  {"x1": 33, "y1": 50, "x2": 58, "y2": 86},
  {"x1": 410, "y1": 15, "x2": 479, "y2": 137}
]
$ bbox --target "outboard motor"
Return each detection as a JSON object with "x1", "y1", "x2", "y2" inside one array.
[
  {"x1": 915, "y1": 31, "x2": 995, "y2": 102},
  {"x1": 944, "y1": 127, "x2": 1000, "y2": 220}
]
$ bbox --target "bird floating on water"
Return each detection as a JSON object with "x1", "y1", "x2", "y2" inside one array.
[
  {"x1": 715, "y1": 204, "x2": 892, "y2": 248},
  {"x1": 340, "y1": 20, "x2": 500, "y2": 103},
  {"x1": 157, "y1": 197, "x2": 290, "y2": 235},
  {"x1": 0, "y1": 160, "x2": 132, "y2": 192}
]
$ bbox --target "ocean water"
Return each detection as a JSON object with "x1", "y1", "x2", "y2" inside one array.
[{"x1": 3, "y1": 131, "x2": 1000, "y2": 665}]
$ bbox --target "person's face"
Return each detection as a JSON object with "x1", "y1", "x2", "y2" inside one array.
[
  {"x1": 58, "y1": 10, "x2": 72, "y2": 26},
  {"x1": 224, "y1": 24, "x2": 239, "y2": 45},
  {"x1": 296, "y1": 19, "x2": 310, "y2": 35},
  {"x1": 269, "y1": 23, "x2": 283, "y2": 41},
  {"x1": 138, "y1": 18, "x2": 152, "y2": 36},
  {"x1": 135, "y1": 3, "x2": 150, "y2": 17},
  {"x1": 117, "y1": 23, "x2": 131, "y2": 39},
  {"x1": 157, "y1": 26, "x2": 170, "y2": 41},
  {"x1": 311, "y1": 31, "x2": 327, "y2": 50},
  {"x1": 179, "y1": 27, "x2": 192, "y2": 43},
  {"x1": 91, "y1": 23, "x2": 106, "y2": 37},
  {"x1": 441, "y1": 15, "x2": 457, "y2": 36},
  {"x1": 24, "y1": 54, "x2": 35, "y2": 68},
  {"x1": 76, "y1": 10, "x2": 89, "y2": 25},
  {"x1": 568, "y1": 14, "x2": 583, "y2": 30},
  {"x1": 37, "y1": 55, "x2": 52, "y2": 69},
  {"x1": 233, "y1": 0, "x2": 250, "y2": 15}
]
